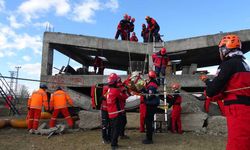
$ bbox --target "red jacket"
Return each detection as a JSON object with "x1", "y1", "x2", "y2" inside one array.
[
  {"x1": 106, "y1": 87, "x2": 124, "y2": 119},
  {"x1": 152, "y1": 52, "x2": 169, "y2": 68},
  {"x1": 101, "y1": 85, "x2": 109, "y2": 111},
  {"x1": 130, "y1": 35, "x2": 138, "y2": 42},
  {"x1": 147, "y1": 18, "x2": 159, "y2": 31}
]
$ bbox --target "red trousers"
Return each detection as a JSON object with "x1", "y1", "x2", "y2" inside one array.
[
  {"x1": 171, "y1": 106, "x2": 182, "y2": 133},
  {"x1": 225, "y1": 104, "x2": 250, "y2": 150},
  {"x1": 139, "y1": 103, "x2": 146, "y2": 132},
  {"x1": 49, "y1": 108, "x2": 73, "y2": 128},
  {"x1": 28, "y1": 108, "x2": 41, "y2": 130}
]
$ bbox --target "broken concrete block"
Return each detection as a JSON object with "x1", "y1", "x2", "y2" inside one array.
[
  {"x1": 181, "y1": 112, "x2": 208, "y2": 132},
  {"x1": 207, "y1": 116, "x2": 227, "y2": 136},
  {"x1": 78, "y1": 110, "x2": 101, "y2": 130}
]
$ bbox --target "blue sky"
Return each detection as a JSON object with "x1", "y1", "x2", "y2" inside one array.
[{"x1": 0, "y1": 0, "x2": 249, "y2": 92}]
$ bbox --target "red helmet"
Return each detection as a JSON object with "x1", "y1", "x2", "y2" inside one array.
[
  {"x1": 131, "y1": 18, "x2": 135, "y2": 22},
  {"x1": 171, "y1": 83, "x2": 180, "y2": 90},
  {"x1": 148, "y1": 71, "x2": 156, "y2": 78},
  {"x1": 128, "y1": 16, "x2": 131, "y2": 21},
  {"x1": 123, "y1": 13, "x2": 128, "y2": 20},
  {"x1": 108, "y1": 73, "x2": 119, "y2": 85},
  {"x1": 160, "y1": 48, "x2": 167, "y2": 55}
]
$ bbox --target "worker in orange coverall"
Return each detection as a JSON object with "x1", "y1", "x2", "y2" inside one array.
[
  {"x1": 27, "y1": 84, "x2": 48, "y2": 133},
  {"x1": 49, "y1": 86, "x2": 74, "y2": 128}
]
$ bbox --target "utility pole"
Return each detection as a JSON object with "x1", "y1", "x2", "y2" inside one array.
[
  {"x1": 9, "y1": 71, "x2": 15, "y2": 94},
  {"x1": 15, "y1": 66, "x2": 21, "y2": 94}
]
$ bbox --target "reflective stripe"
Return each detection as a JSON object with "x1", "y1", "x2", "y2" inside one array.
[
  {"x1": 34, "y1": 119, "x2": 39, "y2": 121},
  {"x1": 65, "y1": 116, "x2": 71, "y2": 119},
  {"x1": 30, "y1": 106, "x2": 42, "y2": 109},
  {"x1": 108, "y1": 109, "x2": 124, "y2": 115},
  {"x1": 51, "y1": 118, "x2": 56, "y2": 120},
  {"x1": 102, "y1": 106, "x2": 107, "y2": 108},
  {"x1": 28, "y1": 119, "x2": 33, "y2": 121}
]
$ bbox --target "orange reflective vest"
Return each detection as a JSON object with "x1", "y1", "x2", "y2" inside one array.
[
  {"x1": 28, "y1": 88, "x2": 48, "y2": 110},
  {"x1": 50, "y1": 90, "x2": 73, "y2": 109}
]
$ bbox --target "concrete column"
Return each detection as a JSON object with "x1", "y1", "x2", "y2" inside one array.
[
  {"x1": 41, "y1": 42, "x2": 53, "y2": 76},
  {"x1": 189, "y1": 64, "x2": 197, "y2": 74}
]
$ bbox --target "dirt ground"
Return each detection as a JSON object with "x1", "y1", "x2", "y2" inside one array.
[{"x1": 0, "y1": 128, "x2": 226, "y2": 150}]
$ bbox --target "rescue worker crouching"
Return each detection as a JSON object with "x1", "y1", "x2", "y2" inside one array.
[
  {"x1": 200, "y1": 34, "x2": 250, "y2": 150},
  {"x1": 167, "y1": 83, "x2": 182, "y2": 134},
  {"x1": 106, "y1": 73, "x2": 128, "y2": 149},
  {"x1": 141, "y1": 71, "x2": 160, "y2": 144},
  {"x1": 27, "y1": 84, "x2": 49, "y2": 133},
  {"x1": 49, "y1": 86, "x2": 74, "y2": 129}
]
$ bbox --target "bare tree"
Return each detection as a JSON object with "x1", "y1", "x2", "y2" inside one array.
[{"x1": 19, "y1": 85, "x2": 30, "y2": 99}]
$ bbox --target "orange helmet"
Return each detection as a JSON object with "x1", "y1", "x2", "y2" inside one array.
[
  {"x1": 160, "y1": 48, "x2": 167, "y2": 55},
  {"x1": 218, "y1": 34, "x2": 241, "y2": 49},
  {"x1": 123, "y1": 13, "x2": 128, "y2": 20},
  {"x1": 128, "y1": 16, "x2": 131, "y2": 21},
  {"x1": 171, "y1": 83, "x2": 180, "y2": 90},
  {"x1": 148, "y1": 70, "x2": 156, "y2": 78},
  {"x1": 145, "y1": 16, "x2": 150, "y2": 21},
  {"x1": 131, "y1": 18, "x2": 135, "y2": 22},
  {"x1": 107, "y1": 73, "x2": 119, "y2": 85}
]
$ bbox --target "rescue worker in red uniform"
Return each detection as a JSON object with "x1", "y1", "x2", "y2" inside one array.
[
  {"x1": 204, "y1": 92, "x2": 225, "y2": 116},
  {"x1": 141, "y1": 24, "x2": 149, "y2": 43},
  {"x1": 94, "y1": 56, "x2": 105, "y2": 75},
  {"x1": 167, "y1": 83, "x2": 182, "y2": 134},
  {"x1": 152, "y1": 47, "x2": 170, "y2": 84},
  {"x1": 115, "y1": 14, "x2": 130, "y2": 40},
  {"x1": 27, "y1": 84, "x2": 48, "y2": 133},
  {"x1": 139, "y1": 94, "x2": 146, "y2": 132},
  {"x1": 117, "y1": 77, "x2": 130, "y2": 139},
  {"x1": 49, "y1": 86, "x2": 74, "y2": 128},
  {"x1": 128, "y1": 17, "x2": 135, "y2": 39},
  {"x1": 106, "y1": 73, "x2": 128, "y2": 149},
  {"x1": 145, "y1": 16, "x2": 160, "y2": 42},
  {"x1": 130, "y1": 32, "x2": 138, "y2": 42},
  {"x1": 200, "y1": 34, "x2": 250, "y2": 150},
  {"x1": 141, "y1": 71, "x2": 160, "y2": 144},
  {"x1": 100, "y1": 84, "x2": 111, "y2": 144}
]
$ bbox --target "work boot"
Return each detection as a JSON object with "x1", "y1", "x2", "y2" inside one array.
[
  {"x1": 111, "y1": 145, "x2": 118, "y2": 150},
  {"x1": 102, "y1": 139, "x2": 110, "y2": 144},
  {"x1": 120, "y1": 135, "x2": 129, "y2": 139},
  {"x1": 142, "y1": 139, "x2": 153, "y2": 144}
]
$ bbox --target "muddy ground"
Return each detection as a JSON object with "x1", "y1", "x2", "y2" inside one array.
[{"x1": 0, "y1": 128, "x2": 226, "y2": 150}]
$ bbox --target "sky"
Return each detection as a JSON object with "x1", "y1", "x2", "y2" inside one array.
[{"x1": 0, "y1": 0, "x2": 249, "y2": 93}]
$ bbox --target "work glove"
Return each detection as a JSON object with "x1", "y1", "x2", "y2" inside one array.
[{"x1": 199, "y1": 74, "x2": 208, "y2": 82}]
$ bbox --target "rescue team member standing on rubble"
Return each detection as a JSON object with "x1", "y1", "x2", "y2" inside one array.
[
  {"x1": 106, "y1": 73, "x2": 128, "y2": 149},
  {"x1": 130, "y1": 32, "x2": 138, "y2": 42},
  {"x1": 152, "y1": 47, "x2": 170, "y2": 85},
  {"x1": 27, "y1": 84, "x2": 48, "y2": 133},
  {"x1": 115, "y1": 14, "x2": 130, "y2": 40},
  {"x1": 200, "y1": 34, "x2": 250, "y2": 150},
  {"x1": 167, "y1": 83, "x2": 182, "y2": 134},
  {"x1": 145, "y1": 16, "x2": 160, "y2": 42},
  {"x1": 141, "y1": 24, "x2": 148, "y2": 43},
  {"x1": 141, "y1": 71, "x2": 160, "y2": 144},
  {"x1": 49, "y1": 86, "x2": 74, "y2": 129}
]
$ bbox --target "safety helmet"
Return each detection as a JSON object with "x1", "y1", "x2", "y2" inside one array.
[
  {"x1": 128, "y1": 16, "x2": 131, "y2": 21},
  {"x1": 171, "y1": 83, "x2": 180, "y2": 90},
  {"x1": 148, "y1": 70, "x2": 156, "y2": 78},
  {"x1": 40, "y1": 84, "x2": 48, "y2": 89},
  {"x1": 160, "y1": 48, "x2": 167, "y2": 55},
  {"x1": 145, "y1": 16, "x2": 150, "y2": 21},
  {"x1": 142, "y1": 24, "x2": 146, "y2": 28},
  {"x1": 107, "y1": 73, "x2": 119, "y2": 85},
  {"x1": 218, "y1": 34, "x2": 242, "y2": 58},
  {"x1": 132, "y1": 32, "x2": 136, "y2": 36},
  {"x1": 123, "y1": 13, "x2": 128, "y2": 20},
  {"x1": 56, "y1": 86, "x2": 62, "y2": 90},
  {"x1": 131, "y1": 18, "x2": 135, "y2": 22}
]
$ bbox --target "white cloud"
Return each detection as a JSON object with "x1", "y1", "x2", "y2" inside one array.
[
  {"x1": 71, "y1": 0, "x2": 119, "y2": 23},
  {"x1": 20, "y1": 63, "x2": 41, "y2": 76},
  {"x1": 0, "y1": 24, "x2": 42, "y2": 56},
  {"x1": 8, "y1": 15, "x2": 24, "y2": 29},
  {"x1": 22, "y1": 55, "x2": 31, "y2": 62},
  {"x1": 0, "y1": 0, "x2": 5, "y2": 12},
  {"x1": 72, "y1": 0, "x2": 101, "y2": 23},
  {"x1": 18, "y1": 0, "x2": 70, "y2": 21},
  {"x1": 33, "y1": 21, "x2": 54, "y2": 30}
]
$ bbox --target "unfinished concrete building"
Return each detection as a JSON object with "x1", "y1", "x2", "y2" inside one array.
[{"x1": 41, "y1": 29, "x2": 250, "y2": 110}]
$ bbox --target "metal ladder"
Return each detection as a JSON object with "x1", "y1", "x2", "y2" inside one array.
[
  {"x1": 152, "y1": 35, "x2": 169, "y2": 132},
  {"x1": 0, "y1": 73, "x2": 20, "y2": 115}
]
